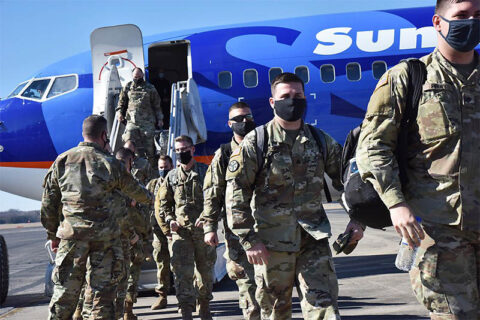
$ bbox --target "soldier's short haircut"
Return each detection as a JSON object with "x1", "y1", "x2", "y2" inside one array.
[
  {"x1": 174, "y1": 135, "x2": 193, "y2": 146},
  {"x1": 228, "y1": 101, "x2": 251, "y2": 114},
  {"x1": 132, "y1": 67, "x2": 144, "y2": 74},
  {"x1": 271, "y1": 72, "x2": 304, "y2": 95},
  {"x1": 115, "y1": 147, "x2": 135, "y2": 163},
  {"x1": 436, "y1": 0, "x2": 467, "y2": 13},
  {"x1": 82, "y1": 115, "x2": 107, "y2": 139},
  {"x1": 159, "y1": 155, "x2": 173, "y2": 165}
]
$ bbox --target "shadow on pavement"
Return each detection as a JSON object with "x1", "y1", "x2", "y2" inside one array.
[
  {"x1": 2, "y1": 293, "x2": 49, "y2": 308},
  {"x1": 333, "y1": 254, "x2": 403, "y2": 279}
]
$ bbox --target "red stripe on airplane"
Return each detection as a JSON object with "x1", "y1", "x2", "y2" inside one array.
[
  {"x1": 0, "y1": 161, "x2": 54, "y2": 169},
  {"x1": 104, "y1": 49, "x2": 128, "y2": 56}
]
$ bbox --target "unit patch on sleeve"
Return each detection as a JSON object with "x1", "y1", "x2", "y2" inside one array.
[{"x1": 228, "y1": 160, "x2": 240, "y2": 172}]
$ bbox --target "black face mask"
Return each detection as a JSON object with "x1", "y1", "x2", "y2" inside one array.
[
  {"x1": 274, "y1": 98, "x2": 306, "y2": 122},
  {"x1": 439, "y1": 16, "x2": 480, "y2": 52},
  {"x1": 133, "y1": 78, "x2": 144, "y2": 85},
  {"x1": 176, "y1": 150, "x2": 192, "y2": 165},
  {"x1": 231, "y1": 121, "x2": 256, "y2": 137},
  {"x1": 158, "y1": 169, "x2": 170, "y2": 178}
]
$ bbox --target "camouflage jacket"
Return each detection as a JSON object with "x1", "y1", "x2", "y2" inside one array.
[
  {"x1": 132, "y1": 156, "x2": 157, "y2": 186},
  {"x1": 202, "y1": 138, "x2": 240, "y2": 234},
  {"x1": 202, "y1": 138, "x2": 245, "y2": 259},
  {"x1": 147, "y1": 176, "x2": 167, "y2": 237},
  {"x1": 116, "y1": 80, "x2": 163, "y2": 128},
  {"x1": 356, "y1": 49, "x2": 480, "y2": 232},
  {"x1": 156, "y1": 161, "x2": 208, "y2": 235},
  {"x1": 40, "y1": 142, "x2": 152, "y2": 241},
  {"x1": 225, "y1": 120, "x2": 343, "y2": 252},
  {"x1": 110, "y1": 190, "x2": 134, "y2": 240}
]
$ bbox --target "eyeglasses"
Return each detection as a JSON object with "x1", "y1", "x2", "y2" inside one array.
[{"x1": 229, "y1": 114, "x2": 253, "y2": 122}]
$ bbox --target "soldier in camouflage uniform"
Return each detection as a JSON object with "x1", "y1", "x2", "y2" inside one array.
[
  {"x1": 155, "y1": 135, "x2": 216, "y2": 320},
  {"x1": 225, "y1": 73, "x2": 364, "y2": 320},
  {"x1": 116, "y1": 67, "x2": 163, "y2": 167},
  {"x1": 120, "y1": 142, "x2": 154, "y2": 319},
  {"x1": 41, "y1": 115, "x2": 151, "y2": 320},
  {"x1": 146, "y1": 155, "x2": 173, "y2": 310},
  {"x1": 356, "y1": 1, "x2": 480, "y2": 319},
  {"x1": 200, "y1": 102, "x2": 260, "y2": 319}
]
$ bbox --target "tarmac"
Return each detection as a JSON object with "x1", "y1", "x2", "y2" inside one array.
[{"x1": 0, "y1": 203, "x2": 430, "y2": 319}]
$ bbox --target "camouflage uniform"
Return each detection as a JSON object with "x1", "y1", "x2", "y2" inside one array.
[
  {"x1": 146, "y1": 177, "x2": 171, "y2": 297},
  {"x1": 155, "y1": 161, "x2": 217, "y2": 310},
  {"x1": 122, "y1": 159, "x2": 156, "y2": 307},
  {"x1": 202, "y1": 138, "x2": 260, "y2": 320},
  {"x1": 132, "y1": 156, "x2": 157, "y2": 186},
  {"x1": 225, "y1": 120, "x2": 343, "y2": 320},
  {"x1": 356, "y1": 49, "x2": 480, "y2": 319},
  {"x1": 125, "y1": 199, "x2": 151, "y2": 305},
  {"x1": 116, "y1": 80, "x2": 163, "y2": 166},
  {"x1": 41, "y1": 142, "x2": 151, "y2": 320}
]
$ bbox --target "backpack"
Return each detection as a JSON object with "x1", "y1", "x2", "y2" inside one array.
[
  {"x1": 254, "y1": 123, "x2": 332, "y2": 202},
  {"x1": 340, "y1": 59, "x2": 427, "y2": 229}
]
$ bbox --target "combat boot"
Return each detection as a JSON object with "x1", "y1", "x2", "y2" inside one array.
[
  {"x1": 180, "y1": 305, "x2": 193, "y2": 320},
  {"x1": 123, "y1": 301, "x2": 137, "y2": 320},
  {"x1": 198, "y1": 300, "x2": 213, "y2": 320},
  {"x1": 150, "y1": 291, "x2": 168, "y2": 310}
]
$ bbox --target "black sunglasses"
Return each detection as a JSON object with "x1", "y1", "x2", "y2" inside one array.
[{"x1": 229, "y1": 114, "x2": 253, "y2": 122}]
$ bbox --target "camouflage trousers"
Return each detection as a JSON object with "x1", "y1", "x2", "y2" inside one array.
[
  {"x1": 254, "y1": 233, "x2": 340, "y2": 320},
  {"x1": 122, "y1": 123, "x2": 156, "y2": 167},
  {"x1": 48, "y1": 238, "x2": 123, "y2": 320},
  {"x1": 169, "y1": 227, "x2": 217, "y2": 308},
  {"x1": 225, "y1": 234, "x2": 260, "y2": 320},
  {"x1": 410, "y1": 222, "x2": 480, "y2": 320},
  {"x1": 126, "y1": 238, "x2": 145, "y2": 303},
  {"x1": 153, "y1": 233, "x2": 171, "y2": 294},
  {"x1": 115, "y1": 238, "x2": 131, "y2": 319}
]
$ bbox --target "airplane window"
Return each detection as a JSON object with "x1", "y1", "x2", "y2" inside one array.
[
  {"x1": 47, "y1": 75, "x2": 77, "y2": 98},
  {"x1": 295, "y1": 66, "x2": 310, "y2": 84},
  {"x1": 372, "y1": 61, "x2": 387, "y2": 80},
  {"x1": 7, "y1": 82, "x2": 28, "y2": 98},
  {"x1": 218, "y1": 71, "x2": 232, "y2": 89},
  {"x1": 243, "y1": 69, "x2": 258, "y2": 88},
  {"x1": 269, "y1": 68, "x2": 283, "y2": 84},
  {"x1": 21, "y1": 79, "x2": 51, "y2": 100},
  {"x1": 320, "y1": 65, "x2": 335, "y2": 83},
  {"x1": 346, "y1": 63, "x2": 361, "y2": 81}
]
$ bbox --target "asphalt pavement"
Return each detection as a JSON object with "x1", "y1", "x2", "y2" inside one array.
[{"x1": 0, "y1": 204, "x2": 430, "y2": 319}]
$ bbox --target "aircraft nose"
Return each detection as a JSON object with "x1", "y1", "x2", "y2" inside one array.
[{"x1": 0, "y1": 97, "x2": 57, "y2": 165}]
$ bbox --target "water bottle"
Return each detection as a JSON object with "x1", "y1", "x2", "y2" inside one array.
[
  {"x1": 394, "y1": 217, "x2": 421, "y2": 272},
  {"x1": 394, "y1": 238, "x2": 418, "y2": 271}
]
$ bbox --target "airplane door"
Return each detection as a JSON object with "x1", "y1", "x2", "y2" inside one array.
[{"x1": 90, "y1": 24, "x2": 145, "y2": 150}]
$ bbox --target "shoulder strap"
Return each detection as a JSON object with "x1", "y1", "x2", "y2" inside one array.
[
  {"x1": 306, "y1": 124, "x2": 332, "y2": 203},
  {"x1": 254, "y1": 125, "x2": 268, "y2": 173},
  {"x1": 219, "y1": 143, "x2": 233, "y2": 173},
  {"x1": 397, "y1": 58, "x2": 427, "y2": 190}
]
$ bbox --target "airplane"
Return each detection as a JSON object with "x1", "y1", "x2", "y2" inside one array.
[{"x1": 1, "y1": 4, "x2": 467, "y2": 303}]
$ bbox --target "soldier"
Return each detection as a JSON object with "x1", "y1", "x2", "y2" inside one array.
[
  {"x1": 356, "y1": 1, "x2": 480, "y2": 318},
  {"x1": 41, "y1": 115, "x2": 151, "y2": 320},
  {"x1": 225, "y1": 73, "x2": 364, "y2": 320},
  {"x1": 124, "y1": 140, "x2": 157, "y2": 185},
  {"x1": 116, "y1": 67, "x2": 163, "y2": 167},
  {"x1": 155, "y1": 135, "x2": 216, "y2": 320},
  {"x1": 200, "y1": 101, "x2": 260, "y2": 319},
  {"x1": 114, "y1": 147, "x2": 144, "y2": 320},
  {"x1": 146, "y1": 155, "x2": 173, "y2": 310}
]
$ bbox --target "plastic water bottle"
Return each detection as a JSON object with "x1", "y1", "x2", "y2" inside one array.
[
  {"x1": 394, "y1": 217, "x2": 422, "y2": 272},
  {"x1": 394, "y1": 238, "x2": 418, "y2": 271}
]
